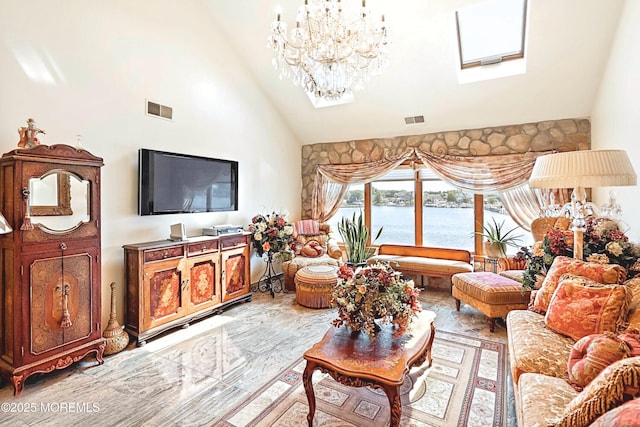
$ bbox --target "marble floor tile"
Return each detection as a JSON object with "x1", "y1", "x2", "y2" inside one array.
[{"x1": 0, "y1": 288, "x2": 515, "y2": 427}]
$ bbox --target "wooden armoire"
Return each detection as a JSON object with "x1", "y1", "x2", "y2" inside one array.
[{"x1": 0, "y1": 144, "x2": 105, "y2": 396}]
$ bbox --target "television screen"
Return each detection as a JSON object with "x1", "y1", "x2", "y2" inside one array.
[{"x1": 138, "y1": 149, "x2": 238, "y2": 215}]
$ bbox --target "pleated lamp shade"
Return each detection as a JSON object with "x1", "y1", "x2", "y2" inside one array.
[{"x1": 529, "y1": 149, "x2": 637, "y2": 189}]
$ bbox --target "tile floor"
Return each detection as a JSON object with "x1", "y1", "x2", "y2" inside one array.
[{"x1": 0, "y1": 287, "x2": 516, "y2": 427}]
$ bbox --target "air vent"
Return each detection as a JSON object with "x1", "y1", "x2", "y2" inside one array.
[
  {"x1": 146, "y1": 100, "x2": 173, "y2": 120},
  {"x1": 404, "y1": 115, "x2": 425, "y2": 125}
]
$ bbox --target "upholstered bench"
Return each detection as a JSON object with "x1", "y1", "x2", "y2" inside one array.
[
  {"x1": 367, "y1": 244, "x2": 473, "y2": 286},
  {"x1": 294, "y1": 264, "x2": 339, "y2": 309},
  {"x1": 452, "y1": 272, "x2": 531, "y2": 332}
]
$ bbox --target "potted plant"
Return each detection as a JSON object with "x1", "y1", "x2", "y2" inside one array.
[
  {"x1": 337, "y1": 211, "x2": 383, "y2": 266},
  {"x1": 476, "y1": 218, "x2": 522, "y2": 258}
]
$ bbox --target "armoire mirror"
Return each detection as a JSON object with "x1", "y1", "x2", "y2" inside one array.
[{"x1": 28, "y1": 171, "x2": 90, "y2": 232}]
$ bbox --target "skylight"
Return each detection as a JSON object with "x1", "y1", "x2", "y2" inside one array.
[{"x1": 456, "y1": 0, "x2": 527, "y2": 69}]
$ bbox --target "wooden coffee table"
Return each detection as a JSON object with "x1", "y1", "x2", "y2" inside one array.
[{"x1": 302, "y1": 310, "x2": 436, "y2": 426}]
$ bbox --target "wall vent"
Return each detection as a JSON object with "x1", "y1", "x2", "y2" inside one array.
[
  {"x1": 146, "y1": 100, "x2": 173, "y2": 120},
  {"x1": 404, "y1": 115, "x2": 425, "y2": 125}
]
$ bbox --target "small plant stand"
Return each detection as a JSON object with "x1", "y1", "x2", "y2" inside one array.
[{"x1": 251, "y1": 252, "x2": 283, "y2": 298}]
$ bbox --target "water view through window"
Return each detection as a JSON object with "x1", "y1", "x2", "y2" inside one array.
[{"x1": 328, "y1": 181, "x2": 533, "y2": 255}]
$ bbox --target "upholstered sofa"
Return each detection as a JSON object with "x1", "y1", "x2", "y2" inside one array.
[
  {"x1": 281, "y1": 220, "x2": 342, "y2": 292},
  {"x1": 506, "y1": 257, "x2": 640, "y2": 427}
]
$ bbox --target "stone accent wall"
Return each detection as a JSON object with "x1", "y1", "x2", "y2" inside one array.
[{"x1": 301, "y1": 118, "x2": 590, "y2": 218}]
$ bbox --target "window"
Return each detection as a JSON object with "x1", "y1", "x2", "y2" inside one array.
[
  {"x1": 327, "y1": 183, "x2": 365, "y2": 240},
  {"x1": 371, "y1": 169, "x2": 415, "y2": 245},
  {"x1": 456, "y1": 0, "x2": 527, "y2": 69},
  {"x1": 328, "y1": 167, "x2": 532, "y2": 256},
  {"x1": 421, "y1": 169, "x2": 474, "y2": 251}
]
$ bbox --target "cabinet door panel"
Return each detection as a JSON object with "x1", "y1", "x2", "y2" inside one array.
[
  {"x1": 28, "y1": 253, "x2": 93, "y2": 360},
  {"x1": 221, "y1": 246, "x2": 250, "y2": 302},
  {"x1": 143, "y1": 259, "x2": 186, "y2": 330},
  {"x1": 187, "y1": 253, "x2": 221, "y2": 311}
]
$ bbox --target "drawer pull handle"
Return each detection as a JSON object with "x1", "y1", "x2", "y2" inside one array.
[{"x1": 162, "y1": 251, "x2": 169, "y2": 258}]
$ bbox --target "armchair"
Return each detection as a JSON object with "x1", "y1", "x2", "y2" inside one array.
[{"x1": 281, "y1": 220, "x2": 342, "y2": 291}]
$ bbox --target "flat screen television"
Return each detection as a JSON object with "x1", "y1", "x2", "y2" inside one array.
[{"x1": 138, "y1": 149, "x2": 238, "y2": 215}]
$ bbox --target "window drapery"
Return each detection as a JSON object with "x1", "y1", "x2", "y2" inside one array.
[
  {"x1": 414, "y1": 150, "x2": 552, "y2": 193},
  {"x1": 311, "y1": 148, "x2": 556, "y2": 230},
  {"x1": 311, "y1": 150, "x2": 413, "y2": 221},
  {"x1": 500, "y1": 184, "x2": 543, "y2": 232}
]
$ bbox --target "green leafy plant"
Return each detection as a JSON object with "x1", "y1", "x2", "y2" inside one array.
[
  {"x1": 476, "y1": 218, "x2": 522, "y2": 257},
  {"x1": 337, "y1": 211, "x2": 383, "y2": 265}
]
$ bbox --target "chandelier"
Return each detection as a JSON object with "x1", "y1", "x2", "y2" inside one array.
[{"x1": 268, "y1": 0, "x2": 390, "y2": 100}]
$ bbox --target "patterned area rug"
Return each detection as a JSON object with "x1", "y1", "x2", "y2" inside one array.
[{"x1": 215, "y1": 330, "x2": 507, "y2": 427}]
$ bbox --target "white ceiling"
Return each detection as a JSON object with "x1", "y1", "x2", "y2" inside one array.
[{"x1": 203, "y1": 0, "x2": 624, "y2": 146}]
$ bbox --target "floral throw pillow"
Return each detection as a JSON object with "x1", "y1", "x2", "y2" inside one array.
[
  {"x1": 555, "y1": 357, "x2": 640, "y2": 427},
  {"x1": 532, "y1": 256, "x2": 627, "y2": 314},
  {"x1": 544, "y1": 275, "x2": 631, "y2": 341},
  {"x1": 567, "y1": 333, "x2": 631, "y2": 390}
]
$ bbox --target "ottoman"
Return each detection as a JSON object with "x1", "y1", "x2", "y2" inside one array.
[
  {"x1": 294, "y1": 265, "x2": 339, "y2": 309},
  {"x1": 452, "y1": 272, "x2": 531, "y2": 332}
]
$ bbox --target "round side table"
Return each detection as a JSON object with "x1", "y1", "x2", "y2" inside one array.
[{"x1": 294, "y1": 264, "x2": 339, "y2": 309}]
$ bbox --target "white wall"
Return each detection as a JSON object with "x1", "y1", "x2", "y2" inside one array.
[
  {"x1": 0, "y1": 0, "x2": 302, "y2": 327},
  {"x1": 591, "y1": 0, "x2": 640, "y2": 242}
]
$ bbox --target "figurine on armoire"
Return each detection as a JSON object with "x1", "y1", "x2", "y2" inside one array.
[{"x1": 17, "y1": 118, "x2": 46, "y2": 148}]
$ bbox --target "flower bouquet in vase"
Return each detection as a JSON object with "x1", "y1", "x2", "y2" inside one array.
[
  {"x1": 246, "y1": 212, "x2": 295, "y2": 295},
  {"x1": 331, "y1": 262, "x2": 422, "y2": 338}
]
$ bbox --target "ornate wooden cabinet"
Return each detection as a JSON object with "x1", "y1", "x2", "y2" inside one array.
[
  {"x1": 0, "y1": 145, "x2": 105, "y2": 395},
  {"x1": 124, "y1": 233, "x2": 251, "y2": 345}
]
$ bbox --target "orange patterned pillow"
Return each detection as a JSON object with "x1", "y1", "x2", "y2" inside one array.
[
  {"x1": 555, "y1": 357, "x2": 640, "y2": 427},
  {"x1": 619, "y1": 329, "x2": 640, "y2": 357},
  {"x1": 567, "y1": 333, "x2": 631, "y2": 390},
  {"x1": 589, "y1": 398, "x2": 640, "y2": 427},
  {"x1": 533, "y1": 256, "x2": 627, "y2": 314},
  {"x1": 545, "y1": 275, "x2": 631, "y2": 341},
  {"x1": 300, "y1": 240, "x2": 325, "y2": 258},
  {"x1": 624, "y1": 277, "x2": 640, "y2": 330}
]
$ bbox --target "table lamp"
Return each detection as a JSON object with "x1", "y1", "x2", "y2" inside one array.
[{"x1": 529, "y1": 149, "x2": 637, "y2": 260}]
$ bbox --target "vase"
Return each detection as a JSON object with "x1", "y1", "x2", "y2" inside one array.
[
  {"x1": 103, "y1": 282, "x2": 130, "y2": 356},
  {"x1": 483, "y1": 241, "x2": 505, "y2": 258}
]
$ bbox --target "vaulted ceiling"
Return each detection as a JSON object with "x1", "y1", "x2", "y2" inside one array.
[{"x1": 204, "y1": 0, "x2": 624, "y2": 145}]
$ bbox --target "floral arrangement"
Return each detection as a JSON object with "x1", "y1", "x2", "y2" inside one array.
[
  {"x1": 521, "y1": 216, "x2": 640, "y2": 290},
  {"x1": 331, "y1": 262, "x2": 422, "y2": 338},
  {"x1": 246, "y1": 212, "x2": 295, "y2": 259}
]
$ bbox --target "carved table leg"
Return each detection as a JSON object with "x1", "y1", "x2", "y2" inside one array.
[
  {"x1": 303, "y1": 361, "x2": 317, "y2": 427},
  {"x1": 11, "y1": 374, "x2": 24, "y2": 396},
  {"x1": 383, "y1": 384, "x2": 402, "y2": 427}
]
